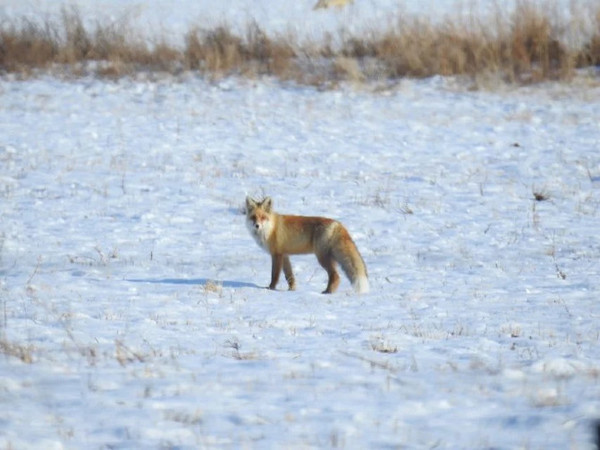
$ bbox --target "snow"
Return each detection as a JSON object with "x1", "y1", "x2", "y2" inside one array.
[{"x1": 1, "y1": 1, "x2": 600, "y2": 449}]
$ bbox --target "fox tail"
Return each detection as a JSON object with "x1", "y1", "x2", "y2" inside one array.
[{"x1": 333, "y1": 234, "x2": 369, "y2": 294}]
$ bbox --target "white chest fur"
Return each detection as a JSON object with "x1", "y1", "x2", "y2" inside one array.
[{"x1": 246, "y1": 217, "x2": 272, "y2": 252}]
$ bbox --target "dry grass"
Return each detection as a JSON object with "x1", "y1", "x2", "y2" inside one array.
[
  {"x1": 0, "y1": 338, "x2": 34, "y2": 363},
  {"x1": 1, "y1": 3, "x2": 599, "y2": 85},
  {"x1": 0, "y1": 8, "x2": 180, "y2": 77},
  {"x1": 339, "y1": 2, "x2": 599, "y2": 84},
  {"x1": 183, "y1": 21, "x2": 295, "y2": 79}
]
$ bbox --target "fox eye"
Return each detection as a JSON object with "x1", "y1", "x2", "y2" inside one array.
[{"x1": 250, "y1": 215, "x2": 256, "y2": 221}]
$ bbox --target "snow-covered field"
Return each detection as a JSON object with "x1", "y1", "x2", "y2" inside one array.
[{"x1": 2, "y1": 2, "x2": 600, "y2": 449}]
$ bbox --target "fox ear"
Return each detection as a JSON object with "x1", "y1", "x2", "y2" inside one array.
[
  {"x1": 262, "y1": 197, "x2": 273, "y2": 212},
  {"x1": 246, "y1": 196, "x2": 257, "y2": 211}
]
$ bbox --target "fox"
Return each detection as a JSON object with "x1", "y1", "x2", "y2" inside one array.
[
  {"x1": 313, "y1": 0, "x2": 354, "y2": 10},
  {"x1": 245, "y1": 196, "x2": 369, "y2": 294}
]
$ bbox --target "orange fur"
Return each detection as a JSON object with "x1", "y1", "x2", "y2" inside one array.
[{"x1": 246, "y1": 197, "x2": 369, "y2": 294}]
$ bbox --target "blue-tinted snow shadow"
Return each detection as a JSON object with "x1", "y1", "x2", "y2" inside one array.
[{"x1": 126, "y1": 278, "x2": 260, "y2": 289}]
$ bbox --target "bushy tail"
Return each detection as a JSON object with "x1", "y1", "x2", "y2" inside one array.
[
  {"x1": 352, "y1": 273, "x2": 370, "y2": 294},
  {"x1": 333, "y1": 233, "x2": 369, "y2": 294}
]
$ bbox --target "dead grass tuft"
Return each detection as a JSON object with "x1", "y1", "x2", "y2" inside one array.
[
  {"x1": 533, "y1": 191, "x2": 551, "y2": 202},
  {"x1": 0, "y1": 338, "x2": 34, "y2": 363},
  {"x1": 203, "y1": 280, "x2": 223, "y2": 294},
  {"x1": 183, "y1": 22, "x2": 295, "y2": 79}
]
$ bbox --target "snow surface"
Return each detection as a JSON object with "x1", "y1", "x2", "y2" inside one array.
[
  {"x1": 2, "y1": 1, "x2": 600, "y2": 449},
  {"x1": 2, "y1": 70, "x2": 600, "y2": 450}
]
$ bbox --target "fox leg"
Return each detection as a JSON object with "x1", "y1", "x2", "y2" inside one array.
[
  {"x1": 269, "y1": 254, "x2": 283, "y2": 289},
  {"x1": 283, "y1": 255, "x2": 296, "y2": 291},
  {"x1": 316, "y1": 252, "x2": 340, "y2": 294},
  {"x1": 283, "y1": 255, "x2": 296, "y2": 290}
]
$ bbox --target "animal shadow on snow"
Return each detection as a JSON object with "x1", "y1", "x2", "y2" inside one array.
[{"x1": 126, "y1": 278, "x2": 260, "y2": 289}]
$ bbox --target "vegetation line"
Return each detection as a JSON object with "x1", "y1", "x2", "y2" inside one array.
[{"x1": 1, "y1": 3, "x2": 599, "y2": 86}]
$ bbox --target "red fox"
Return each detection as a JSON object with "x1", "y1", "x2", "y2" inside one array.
[{"x1": 245, "y1": 197, "x2": 369, "y2": 294}]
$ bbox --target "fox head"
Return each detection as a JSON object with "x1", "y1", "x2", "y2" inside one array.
[{"x1": 245, "y1": 196, "x2": 274, "y2": 249}]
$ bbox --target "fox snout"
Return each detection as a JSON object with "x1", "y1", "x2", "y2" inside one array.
[
  {"x1": 246, "y1": 208, "x2": 272, "y2": 250},
  {"x1": 247, "y1": 213, "x2": 269, "y2": 236},
  {"x1": 249, "y1": 213, "x2": 268, "y2": 229},
  {"x1": 249, "y1": 216, "x2": 260, "y2": 230}
]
